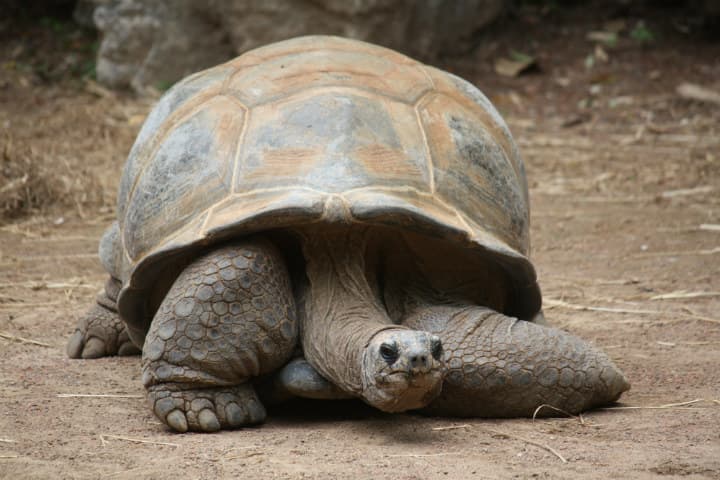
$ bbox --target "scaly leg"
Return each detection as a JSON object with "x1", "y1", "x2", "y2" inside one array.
[
  {"x1": 404, "y1": 305, "x2": 630, "y2": 417},
  {"x1": 142, "y1": 238, "x2": 298, "y2": 432},
  {"x1": 67, "y1": 277, "x2": 140, "y2": 358}
]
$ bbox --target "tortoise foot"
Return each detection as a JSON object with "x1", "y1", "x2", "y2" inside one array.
[
  {"x1": 147, "y1": 383, "x2": 266, "y2": 433},
  {"x1": 67, "y1": 302, "x2": 140, "y2": 359}
]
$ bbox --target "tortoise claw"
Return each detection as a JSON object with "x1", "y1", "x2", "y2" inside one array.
[
  {"x1": 80, "y1": 337, "x2": 107, "y2": 359},
  {"x1": 66, "y1": 302, "x2": 140, "y2": 359},
  {"x1": 166, "y1": 410, "x2": 188, "y2": 433},
  {"x1": 147, "y1": 384, "x2": 266, "y2": 433}
]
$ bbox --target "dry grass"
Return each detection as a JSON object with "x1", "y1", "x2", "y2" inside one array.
[
  {"x1": 0, "y1": 85, "x2": 143, "y2": 222},
  {"x1": 0, "y1": 63, "x2": 150, "y2": 223},
  {"x1": 0, "y1": 134, "x2": 100, "y2": 219}
]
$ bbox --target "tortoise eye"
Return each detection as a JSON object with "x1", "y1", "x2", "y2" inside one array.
[
  {"x1": 431, "y1": 337, "x2": 444, "y2": 360},
  {"x1": 379, "y1": 342, "x2": 399, "y2": 364}
]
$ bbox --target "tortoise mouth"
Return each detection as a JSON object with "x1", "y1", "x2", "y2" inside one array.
[
  {"x1": 365, "y1": 367, "x2": 445, "y2": 412},
  {"x1": 378, "y1": 367, "x2": 445, "y2": 385},
  {"x1": 377, "y1": 371, "x2": 445, "y2": 397}
]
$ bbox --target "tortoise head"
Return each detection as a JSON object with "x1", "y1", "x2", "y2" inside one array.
[{"x1": 361, "y1": 329, "x2": 446, "y2": 412}]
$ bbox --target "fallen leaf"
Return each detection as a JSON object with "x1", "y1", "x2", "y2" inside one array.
[
  {"x1": 603, "y1": 19, "x2": 627, "y2": 33},
  {"x1": 676, "y1": 83, "x2": 720, "y2": 106},
  {"x1": 608, "y1": 96, "x2": 634, "y2": 108},
  {"x1": 84, "y1": 79, "x2": 115, "y2": 99},
  {"x1": 646, "y1": 123, "x2": 677, "y2": 134},
  {"x1": 554, "y1": 77, "x2": 571, "y2": 87},
  {"x1": 595, "y1": 45, "x2": 609, "y2": 62},
  {"x1": 494, "y1": 52, "x2": 537, "y2": 77},
  {"x1": 561, "y1": 115, "x2": 588, "y2": 128},
  {"x1": 586, "y1": 31, "x2": 618, "y2": 46},
  {"x1": 128, "y1": 114, "x2": 146, "y2": 126}
]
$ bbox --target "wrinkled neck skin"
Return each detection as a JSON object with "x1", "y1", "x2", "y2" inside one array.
[{"x1": 298, "y1": 227, "x2": 407, "y2": 397}]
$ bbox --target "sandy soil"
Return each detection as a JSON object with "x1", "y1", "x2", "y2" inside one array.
[{"x1": 1, "y1": 5, "x2": 719, "y2": 479}]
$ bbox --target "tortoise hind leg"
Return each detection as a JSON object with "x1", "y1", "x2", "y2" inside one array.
[
  {"x1": 404, "y1": 306, "x2": 630, "y2": 417},
  {"x1": 67, "y1": 277, "x2": 140, "y2": 359},
  {"x1": 143, "y1": 238, "x2": 298, "y2": 432}
]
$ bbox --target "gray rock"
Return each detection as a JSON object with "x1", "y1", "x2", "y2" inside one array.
[
  {"x1": 89, "y1": 0, "x2": 506, "y2": 92},
  {"x1": 93, "y1": 0, "x2": 233, "y2": 91}
]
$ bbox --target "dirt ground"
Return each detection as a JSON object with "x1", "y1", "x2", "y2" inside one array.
[{"x1": 1, "y1": 4, "x2": 719, "y2": 479}]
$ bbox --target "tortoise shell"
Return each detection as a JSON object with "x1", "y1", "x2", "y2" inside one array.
[{"x1": 106, "y1": 36, "x2": 541, "y2": 343}]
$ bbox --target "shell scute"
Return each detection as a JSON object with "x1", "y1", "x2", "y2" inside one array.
[
  {"x1": 417, "y1": 94, "x2": 528, "y2": 253},
  {"x1": 234, "y1": 91, "x2": 431, "y2": 194},
  {"x1": 123, "y1": 96, "x2": 244, "y2": 261},
  {"x1": 115, "y1": 36, "x2": 541, "y2": 334},
  {"x1": 118, "y1": 65, "x2": 234, "y2": 215}
]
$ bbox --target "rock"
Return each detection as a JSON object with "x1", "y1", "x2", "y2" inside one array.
[
  {"x1": 89, "y1": 0, "x2": 507, "y2": 92},
  {"x1": 93, "y1": 0, "x2": 234, "y2": 91}
]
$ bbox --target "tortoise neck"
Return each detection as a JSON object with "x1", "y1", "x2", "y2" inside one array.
[{"x1": 299, "y1": 227, "x2": 401, "y2": 395}]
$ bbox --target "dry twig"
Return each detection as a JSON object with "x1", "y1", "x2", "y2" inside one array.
[
  {"x1": 57, "y1": 393, "x2": 143, "y2": 399},
  {"x1": 0, "y1": 302, "x2": 66, "y2": 310},
  {"x1": 545, "y1": 299, "x2": 720, "y2": 324},
  {"x1": 429, "y1": 422, "x2": 568, "y2": 463},
  {"x1": 21, "y1": 235, "x2": 100, "y2": 242},
  {"x1": 431, "y1": 424, "x2": 471, "y2": 431},
  {"x1": 0, "y1": 332, "x2": 52, "y2": 347},
  {"x1": 633, "y1": 247, "x2": 720, "y2": 257},
  {"x1": 4, "y1": 253, "x2": 98, "y2": 262},
  {"x1": 0, "y1": 438, "x2": 16, "y2": 443},
  {"x1": 485, "y1": 429, "x2": 567, "y2": 463},
  {"x1": 99, "y1": 434, "x2": 179, "y2": 448},
  {"x1": 650, "y1": 291, "x2": 720, "y2": 300},
  {"x1": 600, "y1": 398, "x2": 709, "y2": 411},
  {"x1": 544, "y1": 299, "x2": 658, "y2": 315},
  {"x1": 387, "y1": 452, "x2": 460, "y2": 458},
  {"x1": 0, "y1": 280, "x2": 95, "y2": 290},
  {"x1": 660, "y1": 185, "x2": 714, "y2": 198},
  {"x1": 532, "y1": 404, "x2": 583, "y2": 424}
]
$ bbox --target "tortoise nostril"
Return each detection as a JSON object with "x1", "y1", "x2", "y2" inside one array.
[{"x1": 410, "y1": 355, "x2": 428, "y2": 369}]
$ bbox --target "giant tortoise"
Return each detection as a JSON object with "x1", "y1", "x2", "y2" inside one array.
[{"x1": 67, "y1": 36, "x2": 629, "y2": 432}]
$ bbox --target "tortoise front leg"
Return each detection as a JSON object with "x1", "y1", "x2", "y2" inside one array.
[
  {"x1": 67, "y1": 277, "x2": 140, "y2": 359},
  {"x1": 143, "y1": 238, "x2": 298, "y2": 432},
  {"x1": 403, "y1": 306, "x2": 630, "y2": 417}
]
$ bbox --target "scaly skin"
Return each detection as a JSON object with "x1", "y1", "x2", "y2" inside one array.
[
  {"x1": 299, "y1": 228, "x2": 445, "y2": 412},
  {"x1": 67, "y1": 278, "x2": 140, "y2": 359},
  {"x1": 404, "y1": 305, "x2": 630, "y2": 417},
  {"x1": 142, "y1": 239, "x2": 297, "y2": 432}
]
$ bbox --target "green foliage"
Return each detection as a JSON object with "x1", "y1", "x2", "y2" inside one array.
[
  {"x1": 509, "y1": 50, "x2": 534, "y2": 64},
  {"x1": 601, "y1": 32, "x2": 618, "y2": 48},
  {"x1": 79, "y1": 59, "x2": 96, "y2": 80},
  {"x1": 156, "y1": 80, "x2": 175, "y2": 92},
  {"x1": 630, "y1": 21, "x2": 655, "y2": 43},
  {"x1": 39, "y1": 16, "x2": 68, "y2": 34}
]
